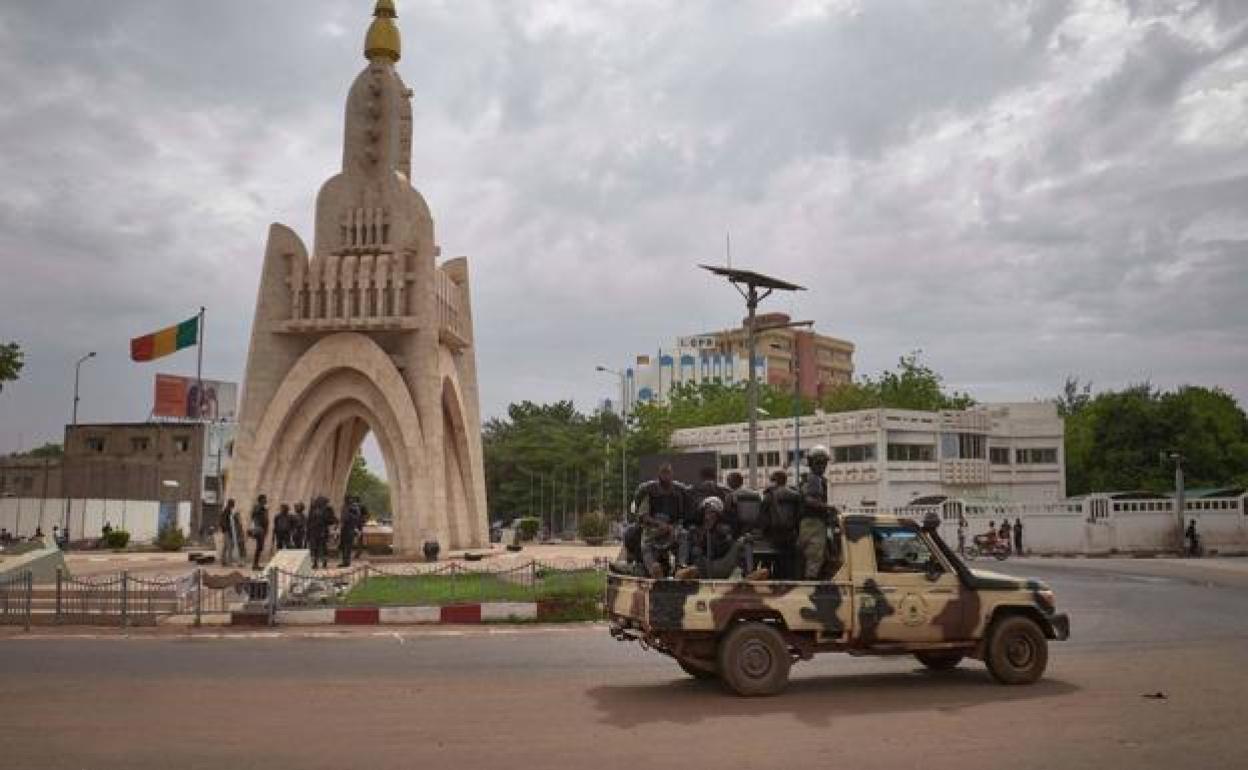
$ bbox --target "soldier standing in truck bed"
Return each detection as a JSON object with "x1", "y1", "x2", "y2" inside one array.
[{"x1": 797, "y1": 445, "x2": 835, "y2": 580}]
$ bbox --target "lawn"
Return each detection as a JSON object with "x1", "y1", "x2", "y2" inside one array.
[{"x1": 343, "y1": 569, "x2": 605, "y2": 608}]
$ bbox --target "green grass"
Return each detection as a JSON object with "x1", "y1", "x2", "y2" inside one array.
[{"x1": 343, "y1": 570, "x2": 605, "y2": 607}]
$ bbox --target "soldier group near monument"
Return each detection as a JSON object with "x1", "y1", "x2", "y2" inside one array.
[{"x1": 217, "y1": 494, "x2": 368, "y2": 570}]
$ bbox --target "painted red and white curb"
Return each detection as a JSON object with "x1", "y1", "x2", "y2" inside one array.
[{"x1": 269, "y1": 602, "x2": 549, "y2": 626}]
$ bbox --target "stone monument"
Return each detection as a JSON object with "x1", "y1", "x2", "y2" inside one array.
[{"x1": 228, "y1": 0, "x2": 488, "y2": 552}]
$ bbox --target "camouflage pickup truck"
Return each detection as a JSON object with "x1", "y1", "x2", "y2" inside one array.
[{"x1": 607, "y1": 513, "x2": 1070, "y2": 696}]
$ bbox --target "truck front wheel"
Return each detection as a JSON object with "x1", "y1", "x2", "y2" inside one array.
[
  {"x1": 718, "y1": 623, "x2": 791, "y2": 697},
  {"x1": 985, "y1": 615, "x2": 1048, "y2": 685}
]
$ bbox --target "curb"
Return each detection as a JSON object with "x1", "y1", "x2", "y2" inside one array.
[{"x1": 270, "y1": 602, "x2": 546, "y2": 627}]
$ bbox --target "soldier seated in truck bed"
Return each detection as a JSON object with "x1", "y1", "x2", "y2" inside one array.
[{"x1": 607, "y1": 512, "x2": 1070, "y2": 696}]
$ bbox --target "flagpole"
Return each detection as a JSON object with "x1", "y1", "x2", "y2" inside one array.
[{"x1": 196, "y1": 306, "x2": 205, "y2": 418}]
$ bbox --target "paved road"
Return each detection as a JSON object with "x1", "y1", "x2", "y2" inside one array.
[{"x1": 2, "y1": 559, "x2": 1247, "y2": 770}]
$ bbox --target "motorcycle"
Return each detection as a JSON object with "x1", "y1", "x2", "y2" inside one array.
[{"x1": 966, "y1": 534, "x2": 1011, "y2": 561}]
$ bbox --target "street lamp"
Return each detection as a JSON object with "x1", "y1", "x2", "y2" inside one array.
[
  {"x1": 1163, "y1": 451, "x2": 1186, "y2": 551},
  {"x1": 596, "y1": 365, "x2": 629, "y2": 522},
  {"x1": 71, "y1": 351, "x2": 96, "y2": 425},
  {"x1": 699, "y1": 265, "x2": 806, "y2": 488}
]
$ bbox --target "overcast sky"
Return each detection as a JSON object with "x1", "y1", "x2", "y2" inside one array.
[{"x1": 2, "y1": 0, "x2": 1247, "y2": 463}]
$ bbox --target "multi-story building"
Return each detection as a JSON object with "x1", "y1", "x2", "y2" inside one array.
[
  {"x1": 621, "y1": 313, "x2": 854, "y2": 408},
  {"x1": 60, "y1": 422, "x2": 235, "y2": 537},
  {"x1": 670, "y1": 402, "x2": 1065, "y2": 509}
]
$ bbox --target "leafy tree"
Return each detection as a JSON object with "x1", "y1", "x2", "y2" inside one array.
[
  {"x1": 1056, "y1": 376, "x2": 1093, "y2": 418},
  {"x1": 820, "y1": 351, "x2": 975, "y2": 413},
  {"x1": 1061, "y1": 383, "x2": 1248, "y2": 495},
  {"x1": 8, "y1": 442, "x2": 62, "y2": 459},
  {"x1": 347, "y1": 454, "x2": 390, "y2": 519},
  {"x1": 0, "y1": 341, "x2": 22, "y2": 393}
]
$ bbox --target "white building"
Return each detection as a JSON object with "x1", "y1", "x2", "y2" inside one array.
[{"x1": 670, "y1": 402, "x2": 1065, "y2": 509}]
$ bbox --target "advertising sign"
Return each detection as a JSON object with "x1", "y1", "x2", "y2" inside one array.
[{"x1": 153, "y1": 374, "x2": 238, "y2": 421}]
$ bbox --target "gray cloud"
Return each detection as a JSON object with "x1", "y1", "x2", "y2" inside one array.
[{"x1": 1, "y1": 0, "x2": 1246, "y2": 461}]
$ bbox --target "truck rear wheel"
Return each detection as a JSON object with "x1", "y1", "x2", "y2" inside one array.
[
  {"x1": 717, "y1": 623, "x2": 791, "y2": 697},
  {"x1": 915, "y1": 651, "x2": 964, "y2": 671},
  {"x1": 986, "y1": 615, "x2": 1048, "y2": 685},
  {"x1": 675, "y1": 656, "x2": 718, "y2": 680}
]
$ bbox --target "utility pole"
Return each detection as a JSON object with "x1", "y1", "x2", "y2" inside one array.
[
  {"x1": 596, "y1": 366, "x2": 630, "y2": 523},
  {"x1": 700, "y1": 265, "x2": 806, "y2": 489}
]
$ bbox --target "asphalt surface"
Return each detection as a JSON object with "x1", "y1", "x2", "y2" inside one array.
[{"x1": 2, "y1": 558, "x2": 1247, "y2": 770}]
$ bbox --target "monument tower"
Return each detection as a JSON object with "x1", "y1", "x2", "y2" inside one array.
[{"x1": 228, "y1": 0, "x2": 488, "y2": 551}]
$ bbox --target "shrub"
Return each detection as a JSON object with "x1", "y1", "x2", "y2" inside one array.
[
  {"x1": 577, "y1": 511, "x2": 608, "y2": 541},
  {"x1": 156, "y1": 527, "x2": 186, "y2": 552},
  {"x1": 515, "y1": 517, "x2": 540, "y2": 541},
  {"x1": 104, "y1": 529, "x2": 131, "y2": 549}
]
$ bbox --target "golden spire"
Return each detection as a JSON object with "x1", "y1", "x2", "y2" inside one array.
[{"x1": 365, "y1": 0, "x2": 401, "y2": 62}]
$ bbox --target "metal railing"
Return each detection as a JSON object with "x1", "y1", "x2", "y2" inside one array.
[
  {"x1": 0, "y1": 570, "x2": 32, "y2": 630},
  {"x1": 0, "y1": 560, "x2": 610, "y2": 628}
]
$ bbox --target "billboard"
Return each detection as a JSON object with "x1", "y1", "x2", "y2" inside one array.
[{"x1": 153, "y1": 374, "x2": 238, "y2": 421}]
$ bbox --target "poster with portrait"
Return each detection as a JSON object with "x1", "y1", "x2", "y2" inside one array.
[{"x1": 153, "y1": 374, "x2": 238, "y2": 421}]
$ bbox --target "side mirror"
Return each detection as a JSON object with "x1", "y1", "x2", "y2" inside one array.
[{"x1": 925, "y1": 559, "x2": 944, "y2": 582}]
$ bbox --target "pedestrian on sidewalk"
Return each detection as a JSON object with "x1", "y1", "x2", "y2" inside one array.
[
  {"x1": 250, "y1": 494, "x2": 269, "y2": 571},
  {"x1": 1185, "y1": 519, "x2": 1201, "y2": 557},
  {"x1": 219, "y1": 499, "x2": 238, "y2": 566},
  {"x1": 1013, "y1": 518, "x2": 1024, "y2": 556}
]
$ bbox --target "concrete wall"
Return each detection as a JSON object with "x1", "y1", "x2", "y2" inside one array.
[
  {"x1": 933, "y1": 502, "x2": 1248, "y2": 554},
  {"x1": 0, "y1": 498, "x2": 191, "y2": 544}
]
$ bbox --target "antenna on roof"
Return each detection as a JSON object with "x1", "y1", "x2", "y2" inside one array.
[{"x1": 726, "y1": 231, "x2": 732, "y2": 269}]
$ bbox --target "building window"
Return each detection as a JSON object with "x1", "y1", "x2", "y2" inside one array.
[
  {"x1": 719, "y1": 454, "x2": 739, "y2": 470},
  {"x1": 173, "y1": 436, "x2": 191, "y2": 453},
  {"x1": 940, "y1": 433, "x2": 985, "y2": 459},
  {"x1": 1016, "y1": 448, "x2": 1058, "y2": 464},
  {"x1": 755, "y1": 451, "x2": 782, "y2": 467},
  {"x1": 85, "y1": 437, "x2": 106, "y2": 453},
  {"x1": 989, "y1": 447, "x2": 1011, "y2": 465},
  {"x1": 886, "y1": 444, "x2": 935, "y2": 462},
  {"x1": 833, "y1": 444, "x2": 876, "y2": 463},
  {"x1": 130, "y1": 437, "x2": 151, "y2": 452}
]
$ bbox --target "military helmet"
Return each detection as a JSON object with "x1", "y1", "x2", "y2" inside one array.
[
  {"x1": 700, "y1": 496, "x2": 725, "y2": 514},
  {"x1": 807, "y1": 445, "x2": 831, "y2": 462}
]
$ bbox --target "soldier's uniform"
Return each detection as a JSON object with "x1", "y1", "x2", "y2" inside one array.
[
  {"x1": 633, "y1": 478, "x2": 688, "y2": 578},
  {"x1": 797, "y1": 448, "x2": 833, "y2": 580},
  {"x1": 758, "y1": 476, "x2": 801, "y2": 579}
]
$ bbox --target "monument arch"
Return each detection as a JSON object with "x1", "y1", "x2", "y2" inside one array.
[{"x1": 227, "y1": 1, "x2": 488, "y2": 552}]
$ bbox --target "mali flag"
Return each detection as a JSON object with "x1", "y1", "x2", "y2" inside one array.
[{"x1": 130, "y1": 315, "x2": 199, "y2": 362}]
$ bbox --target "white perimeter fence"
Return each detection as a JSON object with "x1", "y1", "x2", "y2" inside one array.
[{"x1": 0, "y1": 498, "x2": 191, "y2": 544}]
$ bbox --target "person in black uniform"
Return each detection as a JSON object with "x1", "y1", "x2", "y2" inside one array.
[
  {"x1": 308, "y1": 496, "x2": 337, "y2": 569},
  {"x1": 680, "y1": 465, "x2": 733, "y2": 567},
  {"x1": 292, "y1": 502, "x2": 307, "y2": 549},
  {"x1": 757, "y1": 470, "x2": 801, "y2": 579},
  {"x1": 339, "y1": 496, "x2": 362, "y2": 568},
  {"x1": 273, "y1": 504, "x2": 294, "y2": 550},
  {"x1": 632, "y1": 464, "x2": 689, "y2": 579},
  {"x1": 249, "y1": 494, "x2": 269, "y2": 571}
]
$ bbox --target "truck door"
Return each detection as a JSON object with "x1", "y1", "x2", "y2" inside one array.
[{"x1": 854, "y1": 523, "x2": 967, "y2": 644}]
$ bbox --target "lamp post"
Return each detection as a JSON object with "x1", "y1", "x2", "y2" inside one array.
[
  {"x1": 596, "y1": 366, "x2": 628, "y2": 521},
  {"x1": 1164, "y1": 451, "x2": 1186, "y2": 551},
  {"x1": 71, "y1": 351, "x2": 96, "y2": 425}
]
